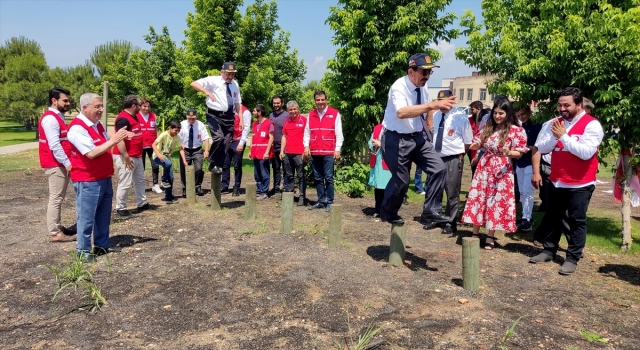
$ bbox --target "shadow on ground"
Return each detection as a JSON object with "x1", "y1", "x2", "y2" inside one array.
[
  {"x1": 110, "y1": 234, "x2": 158, "y2": 248},
  {"x1": 366, "y1": 245, "x2": 438, "y2": 272},
  {"x1": 598, "y1": 264, "x2": 640, "y2": 286}
]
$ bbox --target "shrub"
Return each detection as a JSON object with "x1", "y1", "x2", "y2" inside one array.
[{"x1": 335, "y1": 161, "x2": 370, "y2": 198}]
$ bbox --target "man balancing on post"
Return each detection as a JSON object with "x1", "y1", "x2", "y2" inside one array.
[
  {"x1": 379, "y1": 53, "x2": 456, "y2": 225},
  {"x1": 190, "y1": 62, "x2": 241, "y2": 175}
]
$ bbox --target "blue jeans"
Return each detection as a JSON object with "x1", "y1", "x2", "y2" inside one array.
[
  {"x1": 73, "y1": 178, "x2": 113, "y2": 255},
  {"x1": 154, "y1": 157, "x2": 174, "y2": 199},
  {"x1": 414, "y1": 167, "x2": 426, "y2": 193},
  {"x1": 311, "y1": 155, "x2": 335, "y2": 204},
  {"x1": 253, "y1": 158, "x2": 270, "y2": 194}
]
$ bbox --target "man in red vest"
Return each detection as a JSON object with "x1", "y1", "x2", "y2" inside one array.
[
  {"x1": 303, "y1": 90, "x2": 343, "y2": 212},
  {"x1": 280, "y1": 100, "x2": 307, "y2": 206},
  {"x1": 67, "y1": 93, "x2": 128, "y2": 261},
  {"x1": 249, "y1": 104, "x2": 274, "y2": 200},
  {"x1": 530, "y1": 87, "x2": 604, "y2": 275},
  {"x1": 38, "y1": 87, "x2": 77, "y2": 242},
  {"x1": 222, "y1": 104, "x2": 251, "y2": 196},
  {"x1": 113, "y1": 95, "x2": 149, "y2": 216},
  {"x1": 138, "y1": 98, "x2": 161, "y2": 194}
]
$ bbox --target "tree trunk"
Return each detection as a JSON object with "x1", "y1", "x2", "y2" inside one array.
[{"x1": 621, "y1": 155, "x2": 633, "y2": 250}]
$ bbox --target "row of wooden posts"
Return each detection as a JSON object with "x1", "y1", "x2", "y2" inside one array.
[{"x1": 184, "y1": 165, "x2": 480, "y2": 291}]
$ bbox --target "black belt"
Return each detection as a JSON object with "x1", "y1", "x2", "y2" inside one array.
[
  {"x1": 386, "y1": 129, "x2": 422, "y2": 137},
  {"x1": 441, "y1": 154, "x2": 463, "y2": 161},
  {"x1": 207, "y1": 108, "x2": 232, "y2": 116},
  {"x1": 184, "y1": 147, "x2": 203, "y2": 152}
]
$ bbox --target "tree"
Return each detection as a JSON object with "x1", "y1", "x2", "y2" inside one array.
[
  {"x1": 456, "y1": 0, "x2": 640, "y2": 249},
  {"x1": 47, "y1": 62, "x2": 99, "y2": 112},
  {"x1": 325, "y1": 0, "x2": 459, "y2": 159},
  {"x1": 90, "y1": 40, "x2": 134, "y2": 77},
  {"x1": 0, "y1": 37, "x2": 49, "y2": 126}
]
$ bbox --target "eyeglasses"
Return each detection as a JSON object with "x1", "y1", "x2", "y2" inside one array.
[
  {"x1": 89, "y1": 104, "x2": 104, "y2": 109},
  {"x1": 413, "y1": 68, "x2": 433, "y2": 76}
]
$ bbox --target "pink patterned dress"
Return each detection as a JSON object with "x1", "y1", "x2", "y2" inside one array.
[{"x1": 461, "y1": 125, "x2": 529, "y2": 232}]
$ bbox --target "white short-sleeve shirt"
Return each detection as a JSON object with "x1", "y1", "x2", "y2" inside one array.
[
  {"x1": 432, "y1": 109, "x2": 473, "y2": 157},
  {"x1": 382, "y1": 76, "x2": 429, "y2": 134},
  {"x1": 195, "y1": 75, "x2": 242, "y2": 112},
  {"x1": 67, "y1": 113, "x2": 106, "y2": 156}
]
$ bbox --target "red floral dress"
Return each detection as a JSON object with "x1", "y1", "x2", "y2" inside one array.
[{"x1": 461, "y1": 125, "x2": 529, "y2": 232}]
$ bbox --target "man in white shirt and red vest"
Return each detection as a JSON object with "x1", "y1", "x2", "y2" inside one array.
[
  {"x1": 67, "y1": 93, "x2": 128, "y2": 261},
  {"x1": 190, "y1": 62, "x2": 242, "y2": 175},
  {"x1": 530, "y1": 87, "x2": 604, "y2": 275},
  {"x1": 222, "y1": 104, "x2": 251, "y2": 196},
  {"x1": 138, "y1": 98, "x2": 162, "y2": 194},
  {"x1": 178, "y1": 109, "x2": 211, "y2": 197},
  {"x1": 269, "y1": 96, "x2": 290, "y2": 195},
  {"x1": 113, "y1": 95, "x2": 149, "y2": 216},
  {"x1": 38, "y1": 87, "x2": 77, "y2": 242},
  {"x1": 303, "y1": 90, "x2": 344, "y2": 212},
  {"x1": 249, "y1": 104, "x2": 275, "y2": 200},
  {"x1": 379, "y1": 53, "x2": 456, "y2": 225},
  {"x1": 280, "y1": 100, "x2": 307, "y2": 206}
]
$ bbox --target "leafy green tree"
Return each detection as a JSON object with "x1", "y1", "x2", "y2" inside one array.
[
  {"x1": 47, "y1": 62, "x2": 99, "y2": 112},
  {"x1": 456, "y1": 0, "x2": 640, "y2": 249},
  {"x1": 90, "y1": 40, "x2": 134, "y2": 77},
  {"x1": 0, "y1": 37, "x2": 49, "y2": 126},
  {"x1": 325, "y1": 0, "x2": 459, "y2": 159}
]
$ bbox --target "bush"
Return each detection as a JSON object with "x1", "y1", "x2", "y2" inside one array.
[{"x1": 335, "y1": 161, "x2": 370, "y2": 198}]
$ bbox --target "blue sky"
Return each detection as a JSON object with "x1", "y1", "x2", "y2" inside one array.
[{"x1": 0, "y1": 0, "x2": 482, "y2": 85}]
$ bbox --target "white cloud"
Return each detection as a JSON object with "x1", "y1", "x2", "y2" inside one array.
[
  {"x1": 313, "y1": 56, "x2": 324, "y2": 64},
  {"x1": 429, "y1": 40, "x2": 456, "y2": 62}
]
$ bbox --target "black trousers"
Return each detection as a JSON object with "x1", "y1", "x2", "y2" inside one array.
[
  {"x1": 431, "y1": 155, "x2": 463, "y2": 226},
  {"x1": 374, "y1": 188, "x2": 385, "y2": 214},
  {"x1": 222, "y1": 141, "x2": 243, "y2": 190},
  {"x1": 142, "y1": 147, "x2": 159, "y2": 184},
  {"x1": 380, "y1": 130, "x2": 445, "y2": 220},
  {"x1": 270, "y1": 143, "x2": 288, "y2": 190},
  {"x1": 540, "y1": 184, "x2": 595, "y2": 263},
  {"x1": 539, "y1": 158, "x2": 552, "y2": 207},
  {"x1": 283, "y1": 154, "x2": 305, "y2": 197},
  {"x1": 180, "y1": 148, "x2": 204, "y2": 189},
  {"x1": 206, "y1": 109, "x2": 234, "y2": 170}
]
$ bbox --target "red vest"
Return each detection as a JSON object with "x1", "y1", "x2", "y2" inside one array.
[
  {"x1": 549, "y1": 115, "x2": 599, "y2": 185},
  {"x1": 282, "y1": 115, "x2": 306, "y2": 155},
  {"x1": 250, "y1": 119, "x2": 274, "y2": 159},
  {"x1": 112, "y1": 111, "x2": 143, "y2": 157},
  {"x1": 68, "y1": 118, "x2": 114, "y2": 182},
  {"x1": 308, "y1": 106, "x2": 339, "y2": 155},
  {"x1": 38, "y1": 110, "x2": 71, "y2": 168},
  {"x1": 369, "y1": 124, "x2": 389, "y2": 170},
  {"x1": 233, "y1": 105, "x2": 249, "y2": 141},
  {"x1": 137, "y1": 112, "x2": 157, "y2": 147}
]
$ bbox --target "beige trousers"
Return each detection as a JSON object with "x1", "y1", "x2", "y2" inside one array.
[
  {"x1": 114, "y1": 155, "x2": 147, "y2": 210},
  {"x1": 44, "y1": 166, "x2": 70, "y2": 235}
]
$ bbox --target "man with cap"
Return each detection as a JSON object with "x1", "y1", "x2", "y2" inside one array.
[
  {"x1": 178, "y1": 109, "x2": 211, "y2": 196},
  {"x1": 422, "y1": 90, "x2": 473, "y2": 233},
  {"x1": 189, "y1": 62, "x2": 242, "y2": 175},
  {"x1": 379, "y1": 53, "x2": 456, "y2": 224}
]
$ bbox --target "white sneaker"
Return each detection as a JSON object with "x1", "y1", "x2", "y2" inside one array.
[
  {"x1": 152, "y1": 184, "x2": 163, "y2": 193},
  {"x1": 418, "y1": 191, "x2": 426, "y2": 195}
]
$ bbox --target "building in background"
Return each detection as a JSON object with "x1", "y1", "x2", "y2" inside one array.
[{"x1": 452, "y1": 72, "x2": 496, "y2": 108}]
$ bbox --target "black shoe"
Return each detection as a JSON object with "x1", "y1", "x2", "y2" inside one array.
[
  {"x1": 402, "y1": 196, "x2": 409, "y2": 205},
  {"x1": 93, "y1": 246, "x2": 122, "y2": 256},
  {"x1": 441, "y1": 223, "x2": 457, "y2": 234},
  {"x1": 420, "y1": 212, "x2": 450, "y2": 223},
  {"x1": 137, "y1": 203, "x2": 150, "y2": 212},
  {"x1": 211, "y1": 166, "x2": 222, "y2": 175},
  {"x1": 162, "y1": 197, "x2": 178, "y2": 203},
  {"x1": 62, "y1": 223, "x2": 77, "y2": 235},
  {"x1": 422, "y1": 222, "x2": 439, "y2": 230},
  {"x1": 78, "y1": 253, "x2": 96, "y2": 263},
  {"x1": 559, "y1": 261, "x2": 577, "y2": 275},
  {"x1": 221, "y1": 187, "x2": 229, "y2": 194},
  {"x1": 182, "y1": 189, "x2": 187, "y2": 198},
  {"x1": 116, "y1": 209, "x2": 131, "y2": 217},
  {"x1": 232, "y1": 188, "x2": 241, "y2": 197},
  {"x1": 518, "y1": 219, "x2": 533, "y2": 232},
  {"x1": 308, "y1": 203, "x2": 325, "y2": 210},
  {"x1": 381, "y1": 215, "x2": 404, "y2": 224},
  {"x1": 196, "y1": 187, "x2": 205, "y2": 196},
  {"x1": 529, "y1": 252, "x2": 554, "y2": 264},
  {"x1": 297, "y1": 196, "x2": 305, "y2": 206}
]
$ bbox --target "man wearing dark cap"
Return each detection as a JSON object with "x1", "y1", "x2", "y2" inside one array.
[
  {"x1": 423, "y1": 90, "x2": 473, "y2": 233},
  {"x1": 189, "y1": 62, "x2": 242, "y2": 175},
  {"x1": 379, "y1": 53, "x2": 456, "y2": 224},
  {"x1": 178, "y1": 109, "x2": 211, "y2": 196}
]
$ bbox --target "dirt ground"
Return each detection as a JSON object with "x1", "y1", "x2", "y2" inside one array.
[{"x1": 0, "y1": 164, "x2": 639, "y2": 350}]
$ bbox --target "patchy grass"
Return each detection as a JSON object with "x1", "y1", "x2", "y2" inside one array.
[
  {"x1": 0, "y1": 149, "x2": 39, "y2": 172},
  {"x1": 0, "y1": 121, "x2": 37, "y2": 147}
]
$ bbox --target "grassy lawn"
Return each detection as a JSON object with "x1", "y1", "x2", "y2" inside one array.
[{"x1": 0, "y1": 121, "x2": 37, "y2": 147}]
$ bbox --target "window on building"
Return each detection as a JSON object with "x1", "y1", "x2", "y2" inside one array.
[
  {"x1": 467, "y1": 89, "x2": 473, "y2": 101},
  {"x1": 479, "y1": 88, "x2": 487, "y2": 101},
  {"x1": 459, "y1": 89, "x2": 464, "y2": 100},
  {"x1": 490, "y1": 93, "x2": 496, "y2": 102}
]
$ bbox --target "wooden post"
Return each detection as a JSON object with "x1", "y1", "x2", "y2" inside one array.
[
  {"x1": 388, "y1": 223, "x2": 406, "y2": 266},
  {"x1": 186, "y1": 165, "x2": 196, "y2": 205},
  {"x1": 327, "y1": 204, "x2": 342, "y2": 248},
  {"x1": 462, "y1": 237, "x2": 480, "y2": 291},
  {"x1": 102, "y1": 81, "x2": 109, "y2": 128},
  {"x1": 281, "y1": 192, "x2": 294, "y2": 234},
  {"x1": 244, "y1": 182, "x2": 257, "y2": 220},
  {"x1": 210, "y1": 173, "x2": 221, "y2": 210}
]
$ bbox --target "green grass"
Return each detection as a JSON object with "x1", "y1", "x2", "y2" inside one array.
[
  {"x1": 0, "y1": 121, "x2": 37, "y2": 147},
  {"x1": 0, "y1": 149, "x2": 39, "y2": 172}
]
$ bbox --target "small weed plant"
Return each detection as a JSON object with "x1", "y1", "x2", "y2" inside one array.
[
  {"x1": 335, "y1": 309, "x2": 385, "y2": 350},
  {"x1": 499, "y1": 316, "x2": 523, "y2": 350},
  {"x1": 46, "y1": 251, "x2": 106, "y2": 312}
]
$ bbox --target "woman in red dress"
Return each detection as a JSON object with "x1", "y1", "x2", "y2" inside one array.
[{"x1": 461, "y1": 97, "x2": 528, "y2": 250}]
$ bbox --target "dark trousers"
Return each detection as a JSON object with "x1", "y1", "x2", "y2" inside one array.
[
  {"x1": 283, "y1": 154, "x2": 305, "y2": 197},
  {"x1": 380, "y1": 130, "x2": 445, "y2": 220},
  {"x1": 467, "y1": 150, "x2": 477, "y2": 179},
  {"x1": 206, "y1": 110, "x2": 234, "y2": 170},
  {"x1": 222, "y1": 141, "x2": 243, "y2": 190},
  {"x1": 253, "y1": 158, "x2": 271, "y2": 194},
  {"x1": 539, "y1": 159, "x2": 552, "y2": 208},
  {"x1": 180, "y1": 148, "x2": 204, "y2": 189},
  {"x1": 270, "y1": 143, "x2": 289, "y2": 191},
  {"x1": 540, "y1": 184, "x2": 595, "y2": 263},
  {"x1": 142, "y1": 147, "x2": 159, "y2": 185},
  {"x1": 374, "y1": 188, "x2": 385, "y2": 214},
  {"x1": 430, "y1": 155, "x2": 463, "y2": 226},
  {"x1": 311, "y1": 155, "x2": 335, "y2": 204}
]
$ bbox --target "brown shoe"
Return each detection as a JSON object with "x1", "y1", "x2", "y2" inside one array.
[{"x1": 49, "y1": 231, "x2": 76, "y2": 242}]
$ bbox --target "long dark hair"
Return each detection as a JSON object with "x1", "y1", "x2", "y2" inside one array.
[
  {"x1": 469, "y1": 100, "x2": 484, "y2": 124},
  {"x1": 480, "y1": 97, "x2": 518, "y2": 144}
]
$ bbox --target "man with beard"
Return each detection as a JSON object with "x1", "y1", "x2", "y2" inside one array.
[
  {"x1": 38, "y1": 87, "x2": 77, "y2": 242},
  {"x1": 529, "y1": 87, "x2": 603, "y2": 275},
  {"x1": 269, "y1": 96, "x2": 290, "y2": 195}
]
